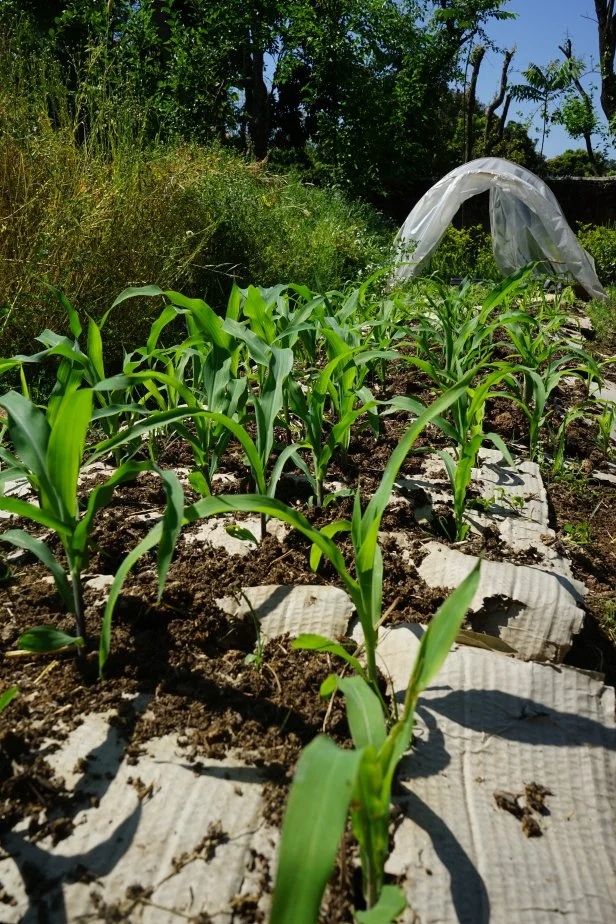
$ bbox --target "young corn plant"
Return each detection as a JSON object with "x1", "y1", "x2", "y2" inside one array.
[
  {"x1": 286, "y1": 350, "x2": 377, "y2": 506},
  {"x1": 106, "y1": 284, "x2": 249, "y2": 484},
  {"x1": 398, "y1": 267, "x2": 534, "y2": 390},
  {"x1": 270, "y1": 563, "x2": 481, "y2": 923},
  {"x1": 180, "y1": 379, "x2": 471, "y2": 700},
  {"x1": 387, "y1": 369, "x2": 517, "y2": 541},
  {"x1": 6, "y1": 287, "x2": 147, "y2": 445},
  {"x1": 0, "y1": 389, "x2": 183, "y2": 661}
]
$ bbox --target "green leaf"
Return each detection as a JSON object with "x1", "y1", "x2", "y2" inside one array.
[
  {"x1": 87, "y1": 317, "x2": 105, "y2": 381},
  {"x1": 337, "y1": 676, "x2": 386, "y2": 751},
  {"x1": 0, "y1": 498, "x2": 71, "y2": 535},
  {"x1": 155, "y1": 467, "x2": 184, "y2": 601},
  {"x1": 110, "y1": 285, "x2": 165, "y2": 309},
  {"x1": 408, "y1": 561, "x2": 481, "y2": 698},
  {"x1": 354, "y1": 885, "x2": 407, "y2": 923},
  {"x1": 0, "y1": 392, "x2": 57, "y2": 510},
  {"x1": 309, "y1": 519, "x2": 352, "y2": 572},
  {"x1": 270, "y1": 736, "x2": 364, "y2": 924},
  {"x1": 484, "y1": 432, "x2": 515, "y2": 468},
  {"x1": 46, "y1": 389, "x2": 93, "y2": 520},
  {"x1": 0, "y1": 686, "x2": 19, "y2": 713},
  {"x1": 292, "y1": 634, "x2": 365, "y2": 678},
  {"x1": 186, "y1": 494, "x2": 360, "y2": 608},
  {"x1": 363, "y1": 378, "x2": 474, "y2": 535},
  {"x1": 320, "y1": 673, "x2": 338, "y2": 697},
  {"x1": 0, "y1": 529, "x2": 73, "y2": 611},
  {"x1": 18, "y1": 626, "x2": 84, "y2": 652},
  {"x1": 225, "y1": 524, "x2": 259, "y2": 544}
]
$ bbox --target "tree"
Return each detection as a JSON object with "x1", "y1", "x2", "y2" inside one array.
[
  {"x1": 546, "y1": 148, "x2": 614, "y2": 177},
  {"x1": 510, "y1": 59, "x2": 572, "y2": 157},
  {"x1": 465, "y1": 44, "x2": 486, "y2": 161},
  {"x1": 594, "y1": 0, "x2": 616, "y2": 126},
  {"x1": 484, "y1": 46, "x2": 515, "y2": 152},
  {"x1": 553, "y1": 38, "x2": 602, "y2": 175}
]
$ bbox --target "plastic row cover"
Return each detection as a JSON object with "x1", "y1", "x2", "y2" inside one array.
[{"x1": 393, "y1": 157, "x2": 607, "y2": 301}]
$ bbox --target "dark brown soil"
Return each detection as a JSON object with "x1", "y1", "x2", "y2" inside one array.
[{"x1": 1, "y1": 340, "x2": 615, "y2": 921}]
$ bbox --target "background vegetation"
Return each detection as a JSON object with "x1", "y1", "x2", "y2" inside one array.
[{"x1": 1, "y1": 1, "x2": 615, "y2": 366}]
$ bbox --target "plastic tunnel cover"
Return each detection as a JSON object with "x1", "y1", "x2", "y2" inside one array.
[{"x1": 393, "y1": 157, "x2": 607, "y2": 301}]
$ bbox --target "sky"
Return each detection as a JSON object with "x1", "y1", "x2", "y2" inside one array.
[{"x1": 474, "y1": 0, "x2": 610, "y2": 159}]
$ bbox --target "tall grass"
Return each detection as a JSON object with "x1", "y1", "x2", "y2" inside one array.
[{"x1": 0, "y1": 40, "x2": 391, "y2": 365}]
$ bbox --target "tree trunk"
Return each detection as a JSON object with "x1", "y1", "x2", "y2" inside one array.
[
  {"x1": 484, "y1": 48, "x2": 515, "y2": 152},
  {"x1": 594, "y1": 0, "x2": 616, "y2": 124},
  {"x1": 243, "y1": 26, "x2": 270, "y2": 159},
  {"x1": 497, "y1": 94, "x2": 511, "y2": 142},
  {"x1": 465, "y1": 45, "x2": 485, "y2": 161},
  {"x1": 559, "y1": 38, "x2": 601, "y2": 175}
]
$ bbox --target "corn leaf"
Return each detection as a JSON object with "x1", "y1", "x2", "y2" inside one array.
[
  {"x1": 186, "y1": 493, "x2": 360, "y2": 607},
  {"x1": 87, "y1": 318, "x2": 105, "y2": 380},
  {"x1": 270, "y1": 735, "x2": 364, "y2": 924},
  {"x1": 18, "y1": 626, "x2": 84, "y2": 652},
  {"x1": 354, "y1": 885, "x2": 407, "y2": 923},
  {"x1": 292, "y1": 634, "x2": 365, "y2": 679},
  {"x1": 337, "y1": 676, "x2": 386, "y2": 751},
  {"x1": 0, "y1": 529, "x2": 73, "y2": 610},
  {"x1": 0, "y1": 392, "x2": 57, "y2": 510},
  {"x1": 0, "y1": 686, "x2": 19, "y2": 713},
  {"x1": 0, "y1": 500, "x2": 71, "y2": 535},
  {"x1": 46, "y1": 389, "x2": 93, "y2": 520},
  {"x1": 156, "y1": 467, "x2": 184, "y2": 601},
  {"x1": 408, "y1": 561, "x2": 481, "y2": 698},
  {"x1": 110, "y1": 284, "x2": 165, "y2": 309},
  {"x1": 362, "y1": 377, "x2": 473, "y2": 536}
]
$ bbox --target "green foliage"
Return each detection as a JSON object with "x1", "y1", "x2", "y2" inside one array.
[
  {"x1": 428, "y1": 226, "x2": 499, "y2": 281},
  {"x1": 0, "y1": 388, "x2": 182, "y2": 664},
  {"x1": 18, "y1": 626, "x2": 84, "y2": 653},
  {"x1": 0, "y1": 685, "x2": 19, "y2": 714},
  {"x1": 546, "y1": 149, "x2": 614, "y2": 177},
  {"x1": 0, "y1": 0, "x2": 517, "y2": 200},
  {"x1": 577, "y1": 224, "x2": 616, "y2": 285},
  {"x1": 271, "y1": 563, "x2": 481, "y2": 921}
]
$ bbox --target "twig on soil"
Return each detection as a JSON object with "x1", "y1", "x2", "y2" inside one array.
[{"x1": 33, "y1": 659, "x2": 59, "y2": 684}]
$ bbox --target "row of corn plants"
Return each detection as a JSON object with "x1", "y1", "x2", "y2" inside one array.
[{"x1": 0, "y1": 267, "x2": 609, "y2": 920}]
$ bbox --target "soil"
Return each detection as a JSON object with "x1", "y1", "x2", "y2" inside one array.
[{"x1": 0, "y1": 323, "x2": 615, "y2": 921}]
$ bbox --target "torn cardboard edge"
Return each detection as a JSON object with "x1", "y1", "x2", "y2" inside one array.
[
  {"x1": 417, "y1": 541, "x2": 585, "y2": 663},
  {"x1": 0, "y1": 713, "x2": 275, "y2": 924},
  {"x1": 376, "y1": 624, "x2": 616, "y2": 924},
  {"x1": 3, "y1": 624, "x2": 615, "y2": 924},
  {"x1": 217, "y1": 583, "x2": 354, "y2": 643}
]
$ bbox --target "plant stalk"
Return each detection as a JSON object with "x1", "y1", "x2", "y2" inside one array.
[{"x1": 71, "y1": 568, "x2": 87, "y2": 652}]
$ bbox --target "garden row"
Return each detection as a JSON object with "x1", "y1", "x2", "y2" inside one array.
[{"x1": 0, "y1": 269, "x2": 615, "y2": 921}]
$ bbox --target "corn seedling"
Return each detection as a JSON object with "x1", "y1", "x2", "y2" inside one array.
[
  {"x1": 596, "y1": 401, "x2": 616, "y2": 455},
  {"x1": 287, "y1": 350, "x2": 377, "y2": 506},
  {"x1": 0, "y1": 389, "x2": 183, "y2": 661},
  {"x1": 181, "y1": 380, "x2": 471, "y2": 702},
  {"x1": 270, "y1": 562, "x2": 481, "y2": 922}
]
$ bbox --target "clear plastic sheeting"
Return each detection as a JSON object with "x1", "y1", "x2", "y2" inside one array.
[{"x1": 393, "y1": 157, "x2": 608, "y2": 302}]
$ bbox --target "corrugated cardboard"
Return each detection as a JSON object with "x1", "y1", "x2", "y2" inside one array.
[
  {"x1": 376, "y1": 625, "x2": 616, "y2": 924},
  {"x1": 0, "y1": 712, "x2": 275, "y2": 923},
  {"x1": 217, "y1": 583, "x2": 354, "y2": 643},
  {"x1": 418, "y1": 542, "x2": 585, "y2": 662}
]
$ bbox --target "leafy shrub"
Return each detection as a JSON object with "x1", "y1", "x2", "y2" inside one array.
[
  {"x1": 0, "y1": 49, "x2": 392, "y2": 366},
  {"x1": 427, "y1": 225, "x2": 499, "y2": 281},
  {"x1": 576, "y1": 223, "x2": 616, "y2": 286}
]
